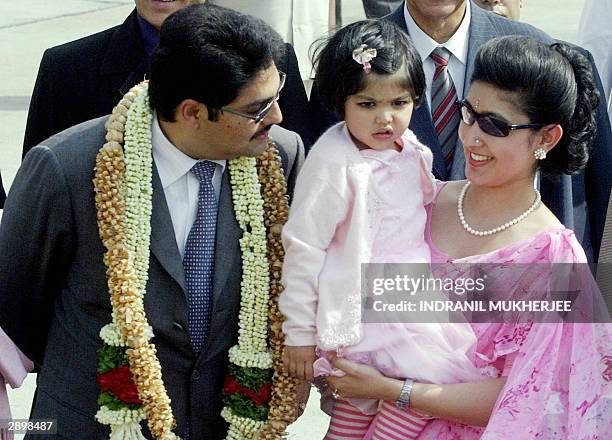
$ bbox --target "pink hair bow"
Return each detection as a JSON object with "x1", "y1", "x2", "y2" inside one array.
[{"x1": 352, "y1": 44, "x2": 377, "y2": 73}]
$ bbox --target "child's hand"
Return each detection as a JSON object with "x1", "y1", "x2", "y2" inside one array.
[{"x1": 283, "y1": 345, "x2": 316, "y2": 380}]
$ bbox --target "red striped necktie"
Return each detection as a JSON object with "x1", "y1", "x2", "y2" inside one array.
[{"x1": 430, "y1": 47, "x2": 460, "y2": 173}]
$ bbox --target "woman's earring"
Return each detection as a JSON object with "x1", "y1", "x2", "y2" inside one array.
[{"x1": 534, "y1": 147, "x2": 547, "y2": 160}]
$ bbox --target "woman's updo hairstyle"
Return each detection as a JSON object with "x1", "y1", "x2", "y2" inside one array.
[
  {"x1": 472, "y1": 35, "x2": 599, "y2": 177},
  {"x1": 312, "y1": 19, "x2": 425, "y2": 118}
]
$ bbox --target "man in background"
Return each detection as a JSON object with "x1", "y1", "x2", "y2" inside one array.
[{"x1": 23, "y1": 0, "x2": 312, "y2": 153}]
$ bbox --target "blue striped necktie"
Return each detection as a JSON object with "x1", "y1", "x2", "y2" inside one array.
[
  {"x1": 183, "y1": 160, "x2": 218, "y2": 355},
  {"x1": 430, "y1": 47, "x2": 460, "y2": 173}
]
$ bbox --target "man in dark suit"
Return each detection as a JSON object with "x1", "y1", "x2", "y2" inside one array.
[
  {"x1": 0, "y1": 4, "x2": 303, "y2": 439},
  {"x1": 311, "y1": 0, "x2": 612, "y2": 262},
  {"x1": 23, "y1": 0, "x2": 313, "y2": 155}
]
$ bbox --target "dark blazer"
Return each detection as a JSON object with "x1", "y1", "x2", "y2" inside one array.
[
  {"x1": 0, "y1": 117, "x2": 304, "y2": 439},
  {"x1": 310, "y1": 1, "x2": 612, "y2": 262},
  {"x1": 23, "y1": 9, "x2": 313, "y2": 155}
]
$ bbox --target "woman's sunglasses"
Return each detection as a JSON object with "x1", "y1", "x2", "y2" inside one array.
[{"x1": 457, "y1": 99, "x2": 544, "y2": 137}]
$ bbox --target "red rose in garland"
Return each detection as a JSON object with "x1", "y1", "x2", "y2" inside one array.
[
  {"x1": 223, "y1": 374, "x2": 272, "y2": 406},
  {"x1": 97, "y1": 365, "x2": 142, "y2": 405},
  {"x1": 223, "y1": 375, "x2": 242, "y2": 394},
  {"x1": 115, "y1": 382, "x2": 143, "y2": 404},
  {"x1": 252, "y1": 383, "x2": 272, "y2": 406}
]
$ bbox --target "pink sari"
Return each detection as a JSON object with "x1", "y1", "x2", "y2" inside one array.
[
  {"x1": 405, "y1": 189, "x2": 612, "y2": 439},
  {"x1": 362, "y1": 184, "x2": 612, "y2": 439}
]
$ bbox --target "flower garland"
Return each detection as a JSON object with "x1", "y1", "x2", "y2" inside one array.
[
  {"x1": 221, "y1": 155, "x2": 274, "y2": 439},
  {"x1": 93, "y1": 81, "x2": 299, "y2": 440},
  {"x1": 256, "y1": 147, "x2": 301, "y2": 439},
  {"x1": 220, "y1": 145, "x2": 301, "y2": 439},
  {"x1": 94, "y1": 82, "x2": 176, "y2": 440}
]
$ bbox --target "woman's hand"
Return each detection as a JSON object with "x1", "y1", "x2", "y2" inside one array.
[
  {"x1": 325, "y1": 356, "x2": 403, "y2": 401},
  {"x1": 325, "y1": 356, "x2": 507, "y2": 427}
]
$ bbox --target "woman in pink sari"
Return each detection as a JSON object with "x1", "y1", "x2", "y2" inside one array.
[{"x1": 325, "y1": 35, "x2": 612, "y2": 439}]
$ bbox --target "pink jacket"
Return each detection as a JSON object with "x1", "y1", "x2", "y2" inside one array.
[{"x1": 279, "y1": 122, "x2": 434, "y2": 350}]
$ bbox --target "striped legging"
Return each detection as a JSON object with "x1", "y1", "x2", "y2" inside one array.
[{"x1": 324, "y1": 399, "x2": 429, "y2": 440}]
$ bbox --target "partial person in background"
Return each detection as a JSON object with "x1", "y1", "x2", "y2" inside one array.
[
  {"x1": 208, "y1": 0, "x2": 330, "y2": 97},
  {"x1": 310, "y1": 0, "x2": 612, "y2": 263},
  {"x1": 472, "y1": 0, "x2": 522, "y2": 20},
  {"x1": 578, "y1": 0, "x2": 612, "y2": 127},
  {"x1": 23, "y1": 0, "x2": 313, "y2": 152}
]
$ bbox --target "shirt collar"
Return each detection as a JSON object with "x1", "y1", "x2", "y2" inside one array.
[
  {"x1": 136, "y1": 13, "x2": 159, "y2": 67},
  {"x1": 403, "y1": 0, "x2": 471, "y2": 65},
  {"x1": 151, "y1": 115, "x2": 226, "y2": 189}
]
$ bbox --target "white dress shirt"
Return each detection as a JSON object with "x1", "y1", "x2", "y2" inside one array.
[
  {"x1": 404, "y1": 1, "x2": 471, "y2": 108},
  {"x1": 151, "y1": 115, "x2": 226, "y2": 257}
]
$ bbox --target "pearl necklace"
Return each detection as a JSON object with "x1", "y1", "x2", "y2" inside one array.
[{"x1": 457, "y1": 181, "x2": 541, "y2": 236}]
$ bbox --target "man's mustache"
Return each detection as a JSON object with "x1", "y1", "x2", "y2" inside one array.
[{"x1": 251, "y1": 125, "x2": 272, "y2": 140}]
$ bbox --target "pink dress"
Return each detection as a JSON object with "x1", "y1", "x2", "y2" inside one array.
[
  {"x1": 410, "y1": 183, "x2": 612, "y2": 439},
  {"x1": 309, "y1": 133, "x2": 490, "y2": 414}
]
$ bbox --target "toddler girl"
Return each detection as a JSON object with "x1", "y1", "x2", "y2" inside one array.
[{"x1": 279, "y1": 20, "x2": 485, "y2": 440}]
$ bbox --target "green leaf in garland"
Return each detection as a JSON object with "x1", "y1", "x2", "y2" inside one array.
[
  {"x1": 97, "y1": 344, "x2": 129, "y2": 374},
  {"x1": 229, "y1": 364, "x2": 273, "y2": 391},
  {"x1": 221, "y1": 392, "x2": 269, "y2": 421}
]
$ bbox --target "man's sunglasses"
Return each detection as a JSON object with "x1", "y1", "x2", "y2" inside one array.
[
  {"x1": 221, "y1": 71, "x2": 286, "y2": 123},
  {"x1": 457, "y1": 99, "x2": 544, "y2": 137}
]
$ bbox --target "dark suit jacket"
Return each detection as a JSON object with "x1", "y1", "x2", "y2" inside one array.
[
  {"x1": 310, "y1": 1, "x2": 612, "y2": 262},
  {"x1": 23, "y1": 9, "x2": 314, "y2": 155},
  {"x1": 0, "y1": 117, "x2": 304, "y2": 439}
]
